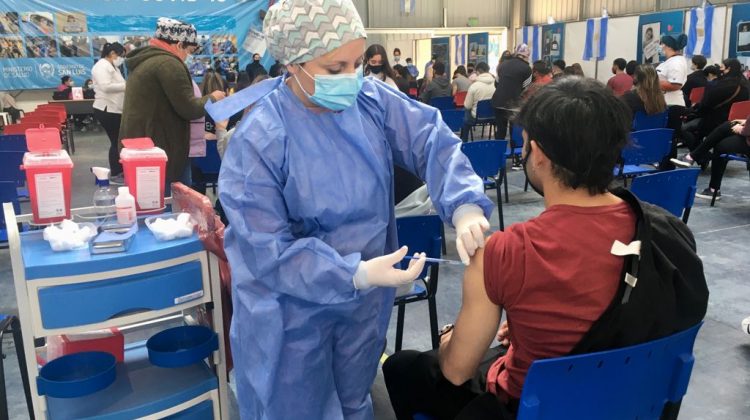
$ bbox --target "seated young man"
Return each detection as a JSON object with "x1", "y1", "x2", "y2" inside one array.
[{"x1": 383, "y1": 77, "x2": 708, "y2": 420}]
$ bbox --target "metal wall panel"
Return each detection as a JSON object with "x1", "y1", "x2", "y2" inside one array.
[
  {"x1": 444, "y1": 0, "x2": 511, "y2": 27},
  {"x1": 583, "y1": 0, "x2": 655, "y2": 19},
  {"x1": 526, "y1": 0, "x2": 580, "y2": 25},
  {"x1": 351, "y1": 0, "x2": 369, "y2": 27},
  {"x1": 660, "y1": 0, "x2": 734, "y2": 9},
  {"x1": 367, "y1": 0, "x2": 443, "y2": 28}
]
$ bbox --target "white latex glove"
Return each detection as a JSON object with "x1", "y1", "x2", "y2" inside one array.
[
  {"x1": 453, "y1": 204, "x2": 490, "y2": 265},
  {"x1": 353, "y1": 246, "x2": 426, "y2": 290}
]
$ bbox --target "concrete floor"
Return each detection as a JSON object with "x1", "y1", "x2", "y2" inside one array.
[{"x1": 1, "y1": 128, "x2": 749, "y2": 419}]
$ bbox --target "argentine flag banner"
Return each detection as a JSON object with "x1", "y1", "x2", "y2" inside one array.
[
  {"x1": 522, "y1": 26, "x2": 543, "y2": 61},
  {"x1": 583, "y1": 17, "x2": 608, "y2": 61},
  {"x1": 686, "y1": 5, "x2": 714, "y2": 57}
]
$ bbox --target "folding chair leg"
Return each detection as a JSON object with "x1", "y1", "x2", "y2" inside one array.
[
  {"x1": 0, "y1": 347, "x2": 7, "y2": 420},
  {"x1": 682, "y1": 208, "x2": 691, "y2": 224},
  {"x1": 427, "y1": 296, "x2": 439, "y2": 350},
  {"x1": 480, "y1": 124, "x2": 485, "y2": 139},
  {"x1": 661, "y1": 399, "x2": 683, "y2": 420},
  {"x1": 440, "y1": 224, "x2": 447, "y2": 255},
  {"x1": 395, "y1": 303, "x2": 406, "y2": 352},
  {"x1": 524, "y1": 176, "x2": 529, "y2": 192},
  {"x1": 11, "y1": 318, "x2": 33, "y2": 420},
  {"x1": 503, "y1": 168, "x2": 509, "y2": 204},
  {"x1": 496, "y1": 187, "x2": 504, "y2": 231}
]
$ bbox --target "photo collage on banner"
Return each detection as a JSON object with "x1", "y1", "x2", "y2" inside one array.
[
  {"x1": 541, "y1": 23, "x2": 564, "y2": 65},
  {"x1": 728, "y1": 2, "x2": 750, "y2": 72},
  {"x1": 0, "y1": 0, "x2": 267, "y2": 89},
  {"x1": 637, "y1": 11, "x2": 685, "y2": 65},
  {"x1": 432, "y1": 37, "x2": 450, "y2": 76},
  {"x1": 468, "y1": 32, "x2": 488, "y2": 68}
]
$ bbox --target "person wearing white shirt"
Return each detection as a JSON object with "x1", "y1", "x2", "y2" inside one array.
[
  {"x1": 656, "y1": 34, "x2": 689, "y2": 108},
  {"x1": 460, "y1": 62, "x2": 496, "y2": 140},
  {"x1": 92, "y1": 42, "x2": 127, "y2": 177},
  {"x1": 656, "y1": 34, "x2": 689, "y2": 168}
]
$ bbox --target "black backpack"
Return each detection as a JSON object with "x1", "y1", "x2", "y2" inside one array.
[{"x1": 571, "y1": 188, "x2": 709, "y2": 354}]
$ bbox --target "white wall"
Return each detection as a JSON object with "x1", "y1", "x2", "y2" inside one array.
[
  {"x1": 12, "y1": 90, "x2": 56, "y2": 113},
  {"x1": 522, "y1": 5, "x2": 732, "y2": 85}
]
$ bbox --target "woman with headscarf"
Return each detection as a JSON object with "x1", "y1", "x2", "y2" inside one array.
[{"x1": 216, "y1": 1, "x2": 493, "y2": 418}]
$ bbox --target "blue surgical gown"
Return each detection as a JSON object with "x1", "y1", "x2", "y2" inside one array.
[{"x1": 219, "y1": 77, "x2": 493, "y2": 419}]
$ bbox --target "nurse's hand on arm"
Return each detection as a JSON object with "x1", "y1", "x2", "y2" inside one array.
[
  {"x1": 353, "y1": 247, "x2": 426, "y2": 290},
  {"x1": 453, "y1": 204, "x2": 490, "y2": 265},
  {"x1": 378, "y1": 84, "x2": 494, "y2": 266},
  {"x1": 438, "y1": 247, "x2": 502, "y2": 385}
]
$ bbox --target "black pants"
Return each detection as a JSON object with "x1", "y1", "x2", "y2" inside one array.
[
  {"x1": 494, "y1": 108, "x2": 510, "y2": 140},
  {"x1": 692, "y1": 121, "x2": 750, "y2": 190},
  {"x1": 382, "y1": 347, "x2": 516, "y2": 420},
  {"x1": 661, "y1": 105, "x2": 686, "y2": 170},
  {"x1": 3, "y1": 106, "x2": 21, "y2": 123},
  {"x1": 94, "y1": 108, "x2": 123, "y2": 176}
]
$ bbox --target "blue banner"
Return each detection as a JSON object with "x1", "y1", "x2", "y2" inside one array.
[
  {"x1": 541, "y1": 23, "x2": 564, "y2": 64},
  {"x1": 467, "y1": 32, "x2": 487, "y2": 66},
  {"x1": 431, "y1": 36, "x2": 449, "y2": 76},
  {"x1": 637, "y1": 11, "x2": 685, "y2": 64},
  {"x1": 728, "y1": 3, "x2": 750, "y2": 58},
  {"x1": 0, "y1": 0, "x2": 269, "y2": 89}
]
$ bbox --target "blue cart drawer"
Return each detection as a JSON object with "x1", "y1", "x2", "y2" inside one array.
[
  {"x1": 163, "y1": 400, "x2": 213, "y2": 419},
  {"x1": 38, "y1": 261, "x2": 204, "y2": 329}
]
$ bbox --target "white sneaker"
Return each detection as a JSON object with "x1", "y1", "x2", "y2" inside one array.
[{"x1": 743, "y1": 316, "x2": 750, "y2": 334}]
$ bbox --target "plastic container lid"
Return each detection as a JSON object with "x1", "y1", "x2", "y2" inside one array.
[
  {"x1": 146, "y1": 326, "x2": 218, "y2": 368},
  {"x1": 36, "y1": 351, "x2": 117, "y2": 398},
  {"x1": 25, "y1": 125, "x2": 63, "y2": 153},
  {"x1": 120, "y1": 137, "x2": 167, "y2": 160},
  {"x1": 22, "y1": 150, "x2": 73, "y2": 168}
]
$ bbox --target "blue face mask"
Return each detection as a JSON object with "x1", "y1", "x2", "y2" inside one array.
[{"x1": 294, "y1": 64, "x2": 363, "y2": 111}]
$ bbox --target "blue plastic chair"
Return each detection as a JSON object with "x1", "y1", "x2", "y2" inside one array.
[
  {"x1": 462, "y1": 140, "x2": 508, "y2": 230},
  {"x1": 710, "y1": 154, "x2": 749, "y2": 207},
  {"x1": 440, "y1": 109, "x2": 464, "y2": 134},
  {"x1": 517, "y1": 322, "x2": 702, "y2": 420},
  {"x1": 191, "y1": 139, "x2": 221, "y2": 194},
  {"x1": 615, "y1": 129, "x2": 673, "y2": 184},
  {"x1": 429, "y1": 96, "x2": 455, "y2": 111},
  {"x1": 0, "y1": 135, "x2": 29, "y2": 198},
  {"x1": 469, "y1": 100, "x2": 496, "y2": 140},
  {"x1": 632, "y1": 110, "x2": 668, "y2": 131},
  {"x1": 394, "y1": 215, "x2": 443, "y2": 351},
  {"x1": 414, "y1": 322, "x2": 702, "y2": 420},
  {"x1": 630, "y1": 168, "x2": 700, "y2": 223},
  {"x1": 0, "y1": 314, "x2": 34, "y2": 420}
]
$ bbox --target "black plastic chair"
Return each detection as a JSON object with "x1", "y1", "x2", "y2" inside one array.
[{"x1": 393, "y1": 215, "x2": 443, "y2": 351}]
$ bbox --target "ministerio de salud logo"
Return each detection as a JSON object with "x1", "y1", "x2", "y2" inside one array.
[{"x1": 39, "y1": 63, "x2": 55, "y2": 78}]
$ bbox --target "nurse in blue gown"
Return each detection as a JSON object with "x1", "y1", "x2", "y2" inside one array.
[{"x1": 218, "y1": 1, "x2": 494, "y2": 418}]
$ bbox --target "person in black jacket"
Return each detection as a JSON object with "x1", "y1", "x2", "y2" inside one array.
[
  {"x1": 244, "y1": 52, "x2": 267, "y2": 81},
  {"x1": 681, "y1": 58, "x2": 749, "y2": 151},
  {"x1": 682, "y1": 55, "x2": 708, "y2": 107},
  {"x1": 491, "y1": 44, "x2": 531, "y2": 142}
]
